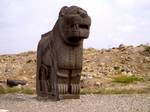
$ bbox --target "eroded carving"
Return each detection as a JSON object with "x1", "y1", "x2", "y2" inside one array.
[{"x1": 36, "y1": 6, "x2": 91, "y2": 100}]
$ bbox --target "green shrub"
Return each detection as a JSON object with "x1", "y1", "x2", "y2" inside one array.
[
  {"x1": 0, "y1": 87, "x2": 20, "y2": 94},
  {"x1": 0, "y1": 87, "x2": 5, "y2": 94},
  {"x1": 80, "y1": 87, "x2": 150, "y2": 94},
  {"x1": 80, "y1": 88, "x2": 105, "y2": 94},
  {"x1": 22, "y1": 88, "x2": 35, "y2": 94},
  {"x1": 143, "y1": 46, "x2": 150, "y2": 55},
  {"x1": 114, "y1": 66, "x2": 120, "y2": 70},
  {"x1": 0, "y1": 87, "x2": 35, "y2": 94},
  {"x1": 112, "y1": 75, "x2": 142, "y2": 84}
]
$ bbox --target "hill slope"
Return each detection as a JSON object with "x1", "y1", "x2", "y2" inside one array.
[{"x1": 0, "y1": 44, "x2": 150, "y2": 93}]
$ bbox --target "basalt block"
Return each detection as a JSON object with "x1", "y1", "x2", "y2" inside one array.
[{"x1": 36, "y1": 6, "x2": 91, "y2": 100}]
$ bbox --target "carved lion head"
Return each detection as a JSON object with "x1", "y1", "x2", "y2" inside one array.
[{"x1": 58, "y1": 6, "x2": 91, "y2": 46}]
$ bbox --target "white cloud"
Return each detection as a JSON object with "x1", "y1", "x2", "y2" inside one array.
[
  {"x1": 117, "y1": 25, "x2": 136, "y2": 32},
  {"x1": 114, "y1": 0, "x2": 135, "y2": 9},
  {"x1": 114, "y1": 0, "x2": 150, "y2": 9},
  {"x1": 136, "y1": 0, "x2": 150, "y2": 6},
  {"x1": 140, "y1": 21, "x2": 149, "y2": 26}
]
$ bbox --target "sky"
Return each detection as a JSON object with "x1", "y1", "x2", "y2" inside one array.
[{"x1": 0, "y1": 0, "x2": 150, "y2": 54}]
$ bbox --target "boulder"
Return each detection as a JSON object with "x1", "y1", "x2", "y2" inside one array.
[{"x1": 6, "y1": 79, "x2": 27, "y2": 87}]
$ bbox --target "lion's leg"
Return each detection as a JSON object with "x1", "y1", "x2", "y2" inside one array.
[
  {"x1": 38, "y1": 64, "x2": 51, "y2": 98},
  {"x1": 70, "y1": 69, "x2": 81, "y2": 96},
  {"x1": 57, "y1": 77, "x2": 69, "y2": 94},
  {"x1": 56, "y1": 69, "x2": 69, "y2": 95},
  {"x1": 36, "y1": 72, "x2": 41, "y2": 96},
  {"x1": 56, "y1": 69, "x2": 81, "y2": 99},
  {"x1": 36, "y1": 67, "x2": 45, "y2": 97},
  {"x1": 70, "y1": 76, "x2": 80, "y2": 94}
]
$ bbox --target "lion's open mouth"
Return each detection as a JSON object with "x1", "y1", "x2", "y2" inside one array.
[
  {"x1": 66, "y1": 23, "x2": 89, "y2": 44},
  {"x1": 71, "y1": 24, "x2": 89, "y2": 31},
  {"x1": 62, "y1": 14, "x2": 91, "y2": 45},
  {"x1": 68, "y1": 36, "x2": 81, "y2": 43},
  {"x1": 79, "y1": 24, "x2": 89, "y2": 29}
]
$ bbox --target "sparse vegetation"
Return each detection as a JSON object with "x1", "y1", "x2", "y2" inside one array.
[
  {"x1": 80, "y1": 88, "x2": 105, "y2": 94},
  {"x1": 114, "y1": 66, "x2": 120, "y2": 70},
  {"x1": 143, "y1": 45, "x2": 150, "y2": 55},
  {"x1": 142, "y1": 74, "x2": 150, "y2": 82},
  {"x1": 0, "y1": 87, "x2": 35, "y2": 94},
  {"x1": 21, "y1": 88, "x2": 35, "y2": 94},
  {"x1": 81, "y1": 87, "x2": 150, "y2": 94},
  {"x1": 112, "y1": 75, "x2": 143, "y2": 84}
]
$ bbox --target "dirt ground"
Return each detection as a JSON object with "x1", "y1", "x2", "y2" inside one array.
[{"x1": 0, "y1": 94, "x2": 150, "y2": 112}]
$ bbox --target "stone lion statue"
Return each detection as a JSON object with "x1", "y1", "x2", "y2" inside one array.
[{"x1": 36, "y1": 6, "x2": 91, "y2": 100}]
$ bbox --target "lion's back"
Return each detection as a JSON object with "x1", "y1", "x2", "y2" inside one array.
[{"x1": 37, "y1": 31, "x2": 53, "y2": 66}]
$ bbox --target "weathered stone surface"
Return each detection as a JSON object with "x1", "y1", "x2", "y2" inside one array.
[{"x1": 36, "y1": 6, "x2": 91, "y2": 100}]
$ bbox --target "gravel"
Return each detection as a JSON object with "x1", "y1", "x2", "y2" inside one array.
[{"x1": 0, "y1": 94, "x2": 150, "y2": 112}]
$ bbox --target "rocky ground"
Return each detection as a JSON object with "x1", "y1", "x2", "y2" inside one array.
[
  {"x1": 0, "y1": 44, "x2": 150, "y2": 93},
  {"x1": 0, "y1": 94, "x2": 150, "y2": 112}
]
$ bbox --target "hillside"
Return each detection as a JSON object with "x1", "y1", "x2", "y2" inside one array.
[{"x1": 0, "y1": 44, "x2": 150, "y2": 93}]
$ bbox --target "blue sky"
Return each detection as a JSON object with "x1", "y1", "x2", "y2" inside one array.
[{"x1": 0, "y1": 0, "x2": 150, "y2": 54}]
